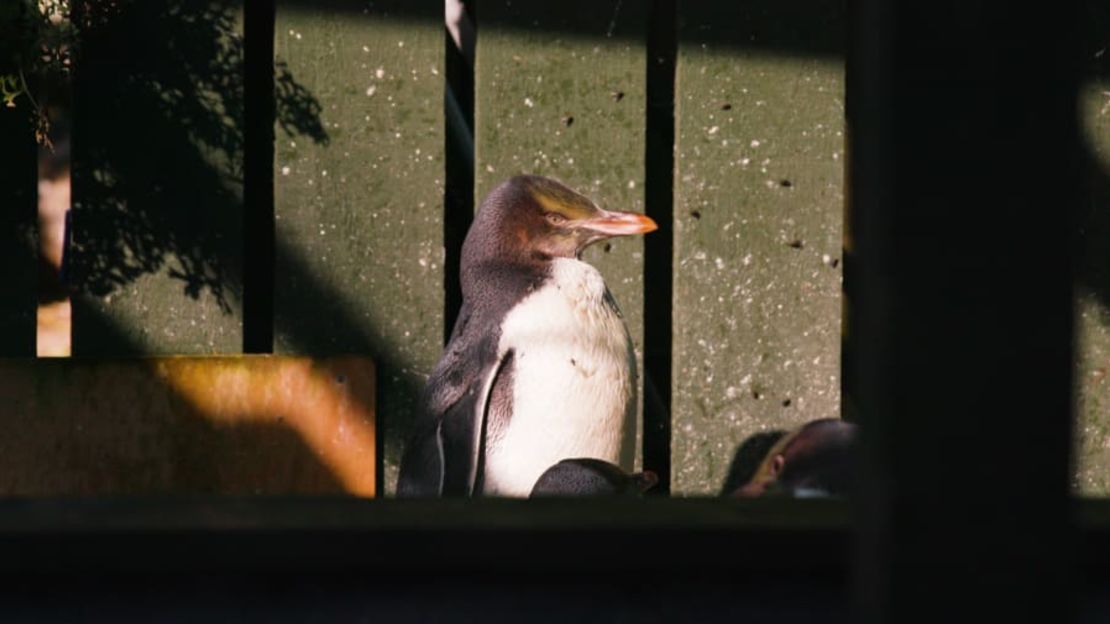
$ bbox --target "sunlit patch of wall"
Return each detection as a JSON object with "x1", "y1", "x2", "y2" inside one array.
[{"x1": 1074, "y1": 74, "x2": 1110, "y2": 495}]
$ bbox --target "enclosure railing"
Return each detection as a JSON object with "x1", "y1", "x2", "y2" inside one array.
[{"x1": 2, "y1": 0, "x2": 1109, "y2": 619}]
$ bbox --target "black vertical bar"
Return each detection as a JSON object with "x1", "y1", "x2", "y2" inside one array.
[
  {"x1": 0, "y1": 0, "x2": 38, "y2": 356},
  {"x1": 847, "y1": 2, "x2": 1078, "y2": 621},
  {"x1": 0, "y1": 105, "x2": 39, "y2": 357},
  {"x1": 444, "y1": 1, "x2": 476, "y2": 342},
  {"x1": 844, "y1": 0, "x2": 895, "y2": 614},
  {"x1": 643, "y1": 0, "x2": 676, "y2": 495},
  {"x1": 243, "y1": 0, "x2": 276, "y2": 353}
]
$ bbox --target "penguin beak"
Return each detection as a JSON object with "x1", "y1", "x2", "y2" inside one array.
[
  {"x1": 575, "y1": 210, "x2": 658, "y2": 237},
  {"x1": 634, "y1": 470, "x2": 659, "y2": 493}
]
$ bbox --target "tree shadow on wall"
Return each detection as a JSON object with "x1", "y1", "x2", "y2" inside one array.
[{"x1": 68, "y1": 0, "x2": 327, "y2": 310}]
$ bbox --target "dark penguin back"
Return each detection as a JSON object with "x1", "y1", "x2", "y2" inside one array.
[
  {"x1": 530, "y1": 458, "x2": 656, "y2": 497},
  {"x1": 397, "y1": 178, "x2": 551, "y2": 496}
]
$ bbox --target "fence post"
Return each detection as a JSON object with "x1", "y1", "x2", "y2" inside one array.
[
  {"x1": 672, "y1": 1, "x2": 846, "y2": 495},
  {"x1": 0, "y1": 106, "x2": 38, "y2": 357},
  {"x1": 847, "y1": 2, "x2": 1077, "y2": 620}
]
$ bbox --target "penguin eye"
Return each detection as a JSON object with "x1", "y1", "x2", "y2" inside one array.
[{"x1": 545, "y1": 212, "x2": 568, "y2": 226}]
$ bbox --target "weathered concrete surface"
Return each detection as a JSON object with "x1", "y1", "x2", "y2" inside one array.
[
  {"x1": 0, "y1": 356, "x2": 376, "y2": 495},
  {"x1": 273, "y1": 2, "x2": 443, "y2": 495},
  {"x1": 1076, "y1": 73, "x2": 1110, "y2": 496},
  {"x1": 70, "y1": 2, "x2": 245, "y2": 354},
  {"x1": 672, "y1": 3, "x2": 844, "y2": 495},
  {"x1": 475, "y1": 0, "x2": 648, "y2": 467}
]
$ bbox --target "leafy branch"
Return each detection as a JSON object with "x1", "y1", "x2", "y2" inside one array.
[{"x1": 2, "y1": 0, "x2": 75, "y2": 146}]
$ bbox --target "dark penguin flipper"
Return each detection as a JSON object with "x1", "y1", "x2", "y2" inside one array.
[
  {"x1": 398, "y1": 376, "x2": 491, "y2": 497},
  {"x1": 397, "y1": 367, "x2": 494, "y2": 497},
  {"x1": 441, "y1": 349, "x2": 514, "y2": 495},
  {"x1": 397, "y1": 303, "x2": 507, "y2": 497},
  {"x1": 396, "y1": 419, "x2": 445, "y2": 497},
  {"x1": 439, "y1": 381, "x2": 485, "y2": 495}
]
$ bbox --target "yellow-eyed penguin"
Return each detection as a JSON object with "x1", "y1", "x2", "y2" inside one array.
[{"x1": 397, "y1": 175, "x2": 657, "y2": 496}]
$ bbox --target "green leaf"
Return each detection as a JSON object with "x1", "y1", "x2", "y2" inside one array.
[{"x1": 0, "y1": 73, "x2": 26, "y2": 108}]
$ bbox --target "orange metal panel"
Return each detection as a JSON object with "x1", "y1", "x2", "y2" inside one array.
[{"x1": 0, "y1": 356, "x2": 376, "y2": 496}]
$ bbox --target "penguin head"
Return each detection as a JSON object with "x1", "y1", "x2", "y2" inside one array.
[
  {"x1": 733, "y1": 418, "x2": 857, "y2": 498},
  {"x1": 530, "y1": 458, "x2": 659, "y2": 497},
  {"x1": 465, "y1": 175, "x2": 657, "y2": 266}
]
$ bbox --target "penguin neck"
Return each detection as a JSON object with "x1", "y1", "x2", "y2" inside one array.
[{"x1": 460, "y1": 225, "x2": 555, "y2": 302}]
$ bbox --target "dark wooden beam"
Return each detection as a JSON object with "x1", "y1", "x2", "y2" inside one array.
[
  {"x1": 243, "y1": 0, "x2": 277, "y2": 354},
  {"x1": 0, "y1": 102, "x2": 39, "y2": 356},
  {"x1": 846, "y1": 2, "x2": 1080, "y2": 621},
  {"x1": 0, "y1": 498, "x2": 848, "y2": 574}
]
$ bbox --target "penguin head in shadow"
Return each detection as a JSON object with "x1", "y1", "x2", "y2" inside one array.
[
  {"x1": 732, "y1": 418, "x2": 857, "y2": 499},
  {"x1": 530, "y1": 458, "x2": 658, "y2": 497}
]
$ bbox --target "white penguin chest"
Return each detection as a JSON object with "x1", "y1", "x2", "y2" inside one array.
[{"x1": 482, "y1": 258, "x2": 637, "y2": 497}]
